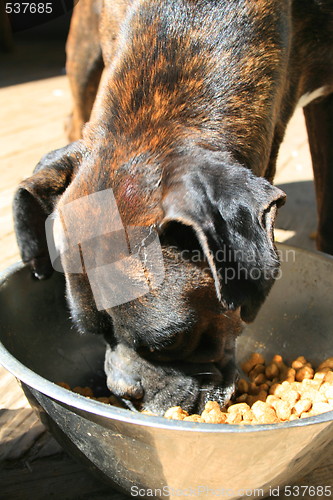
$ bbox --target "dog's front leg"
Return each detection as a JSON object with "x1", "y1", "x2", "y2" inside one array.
[
  {"x1": 304, "y1": 94, "x2": 333, "y2": 255},
  {"x1": 65, "y1": 0, "x2": 104, "y2": 141}
]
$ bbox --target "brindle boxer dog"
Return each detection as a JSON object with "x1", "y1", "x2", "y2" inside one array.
[{"x1": 13, "y1": 0, "x2": 333, "y2": 414}]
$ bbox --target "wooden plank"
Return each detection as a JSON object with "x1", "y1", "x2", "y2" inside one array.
[
  {"x1": 275, "y1": 108, "x2": 312, "y2": 176},
  {"x1": 0, "y1": 454, "x2": 129, "y2": 500},
  {"x1": 0, "y1": 367, "x2": 30, "y2": 409},
  {"x1": 0, "y1": 367, "x2": 44, "y2": 463},
  {"x1": 0, "y1": 75, "x2": 71, "y2": 275}
]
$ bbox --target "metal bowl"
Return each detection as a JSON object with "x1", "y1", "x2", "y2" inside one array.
[{"x1": 0, "y1": 244, "x2": 333, "y2": 499}]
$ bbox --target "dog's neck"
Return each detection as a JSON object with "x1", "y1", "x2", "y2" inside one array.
[{"x1": 86, "y1": 1, "x2": 295, "y2": 177}]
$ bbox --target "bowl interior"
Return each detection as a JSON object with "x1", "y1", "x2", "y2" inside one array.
[
  {"x1": 0, "y1": 244, "x2": 333, "y2": 402},
  {"x1": 1, "y1": 245, "x2": 333, "y2": 499},
  {"x1": 239, "y1": 245, "x2": 333, "y2": 367},
  {"x1": 0, "y1": 266, "x2": 107, "y2": 390}
]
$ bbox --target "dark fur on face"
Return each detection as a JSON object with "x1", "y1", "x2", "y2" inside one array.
[{"x1": 13, "y1": 0, "x2": 333, "y2": 414}]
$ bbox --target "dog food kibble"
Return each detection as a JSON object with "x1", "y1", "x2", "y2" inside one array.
[
  {"x1": 164, "y1": 353, "x2": 333, "y2": 425},
  {"x1": 164, "y1": 406, "x2": 189, "y2": 420},
  {"x1": 56, "y1": 383, "x2": 126, "y2": 408},
  {"x1": 73, "y1": 386, "x2": 94, "y2": 397},
  {"x1": 57, "y1": 353, "x2": 333, "y2": 425}
]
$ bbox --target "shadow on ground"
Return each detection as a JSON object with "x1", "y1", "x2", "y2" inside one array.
[{"x1": 275, "y1": 180, "x2": 317, "y2": 252}]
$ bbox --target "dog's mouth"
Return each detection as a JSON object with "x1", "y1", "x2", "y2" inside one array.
[
  {"x1": 104, "y1": 342, "x2": 238, "y2": 415},
  {"x1": 173, "y1": 358, "x2": 238, "y2": 413}
]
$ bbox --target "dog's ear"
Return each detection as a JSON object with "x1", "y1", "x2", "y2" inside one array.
[
  {"x1": 13, "y1": 142, "x2": 83, "y2": 279},
  {"x1": 161, "y1": 159, "x2": 286, "y2": 322}
]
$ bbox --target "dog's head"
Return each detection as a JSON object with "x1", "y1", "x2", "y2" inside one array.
[{"x1": 13, "y1": 143, "x2": 285, "y2": 414}]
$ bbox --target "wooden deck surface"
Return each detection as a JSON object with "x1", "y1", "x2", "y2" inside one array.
[{"x1": 0, "y1": 31, "x2": 332, "y2": 499}]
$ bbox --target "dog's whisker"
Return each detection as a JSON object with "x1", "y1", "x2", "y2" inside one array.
[
  {"x1": 191, "y1": 372, "x2": 215, "y2": 376},
  {"x1": 120, "y1": 398, "x2": 140, "y2": 412}
]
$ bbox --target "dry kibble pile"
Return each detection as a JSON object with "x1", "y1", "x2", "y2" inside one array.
[
  {"x1": 164, "y1": 353, "x2": 333, "y2": 424},
  {"x1": 56, "y1": 382, "x2": 126, "y2": 408},
  {"x1": 57, "y1": 353, "x2": 333, "y2": 425}
]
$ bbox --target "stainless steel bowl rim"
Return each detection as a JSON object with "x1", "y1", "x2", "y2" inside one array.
[{"x1": 1, "y1": 252, "x2": 333, "y2": 433}]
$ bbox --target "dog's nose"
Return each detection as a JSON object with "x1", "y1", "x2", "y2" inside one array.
[
  {"x1": 106, "y1": 370, "x2": 144, "y2": 400},
  {"x1": 104, "y1": 344, "x2": 144, "y2": 400}
]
